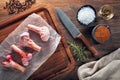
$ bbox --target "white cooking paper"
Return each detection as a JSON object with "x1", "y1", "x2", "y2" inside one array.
[{"x1": 0, "y1": 13, "x2": 61, "y2": 80}]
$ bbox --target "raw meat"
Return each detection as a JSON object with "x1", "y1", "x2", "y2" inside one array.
[
  {"x1": 1, "y1": 55, "x2": 25, "y2": 72},
  {"x1": 11, "y1": 44, "x2": 33, "y2": 66},
  {"x1": 20, "y1": 32, "x2": 41, "y2": 51},
  {"x1": 27, "y1": 24, "x2": 50, "y2": 42}
]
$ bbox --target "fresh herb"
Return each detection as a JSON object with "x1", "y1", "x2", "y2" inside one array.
[{"x1": 68, "y1": 41, "x2": 88, "y2": 61}]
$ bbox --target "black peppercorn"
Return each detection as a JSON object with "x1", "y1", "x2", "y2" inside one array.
[{"x1": 4, "y1": 0, "x2": 36, "y2": 15}]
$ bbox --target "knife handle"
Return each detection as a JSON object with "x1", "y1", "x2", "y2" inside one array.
[{"x1": 77, "y1": 34, "x2": 100, "y2": 57}]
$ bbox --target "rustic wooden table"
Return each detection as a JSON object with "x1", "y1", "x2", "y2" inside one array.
[{"x1": 0, "y1": 0, "x2": 120, "y2": 80}]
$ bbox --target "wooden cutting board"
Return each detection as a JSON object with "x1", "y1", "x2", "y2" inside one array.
[{"x1": 0, "y1": 5, "x2": 75, "y2": 80}]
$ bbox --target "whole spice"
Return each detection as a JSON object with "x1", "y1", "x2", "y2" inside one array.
[
  {"x1": 4, "y1": 0, "x2": 36, "y2": 14},
  {"x1": 68, "y1": 41, "x2": 88, "y2": 61}
]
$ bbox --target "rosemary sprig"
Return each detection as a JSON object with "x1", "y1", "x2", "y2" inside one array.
[{"x1": 68, "y1": 41, "x2": 88, "y2": 61}]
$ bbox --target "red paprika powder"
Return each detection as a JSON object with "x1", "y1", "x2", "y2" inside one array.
[{"x1": 93, "y1": 25, "x2": 111, "y2": 43}]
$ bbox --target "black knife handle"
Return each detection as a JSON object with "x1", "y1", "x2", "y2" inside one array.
[{"x1": 77, "y1": 33, "x2": 100, "y2": 57}]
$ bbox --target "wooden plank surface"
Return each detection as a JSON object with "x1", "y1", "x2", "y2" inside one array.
[
  {"x1": 57, "y1": 5, "x2": 120, "y2": 57},
  {"x1": 0, "y1": 0, "x2": 120, "y2": 79},
  {"x1": 58, "y1": 1, "x2": 120, "y2": 57}
]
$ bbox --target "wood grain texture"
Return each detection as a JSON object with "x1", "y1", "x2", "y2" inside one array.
[
  {"x1": 55, "y1": 1, "x2": 120, "y2": 57},
  {"x1": 0, "y1": 0, "x2": 120, "y2": 80}
]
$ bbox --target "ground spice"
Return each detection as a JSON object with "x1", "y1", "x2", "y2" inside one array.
[{"x1": 94, "y1": 25, "x2": 111, "y2": 42}]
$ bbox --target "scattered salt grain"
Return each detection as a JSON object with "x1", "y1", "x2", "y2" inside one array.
[{"x1": 77, "y1": 6, "x2": 96, "y2": 25}]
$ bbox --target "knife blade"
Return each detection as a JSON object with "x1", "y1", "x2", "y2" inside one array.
[{"x1": 56, "y1": 7, "x2": 100, "y2": 57}]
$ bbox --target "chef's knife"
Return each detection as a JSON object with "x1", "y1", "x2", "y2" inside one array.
[{"x1": 56, "y1": 7, "x2": 100, "y2": 57}]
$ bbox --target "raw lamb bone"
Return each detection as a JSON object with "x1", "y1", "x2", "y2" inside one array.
[
  {"x1": 1, "y1": 55, "x2": 25, "y2": 72},
  {"x1": 0, "y1": 13, "x2": 61, "y2": 80},
  {"x1": 20, "y1": 32, "x2": 41, "y2": 51},
  {"x1": 27, "y1": 24, "x2": 50, "y2": 42},
  {"x1": 11, "y1": 44, "x2": 33, "y2": 66}
]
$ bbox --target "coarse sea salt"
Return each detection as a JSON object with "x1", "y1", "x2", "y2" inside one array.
[{"x1": 77, "y1": 6, "x2": 96, "y2": 25}]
